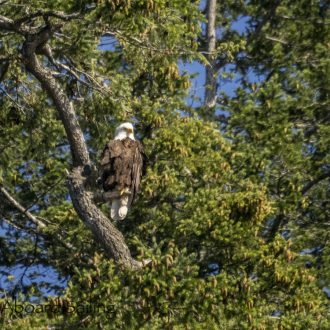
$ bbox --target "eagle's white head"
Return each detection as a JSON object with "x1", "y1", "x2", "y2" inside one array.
[{"x1": 114, "y1": 122, "x2": 135, "y2": 141}]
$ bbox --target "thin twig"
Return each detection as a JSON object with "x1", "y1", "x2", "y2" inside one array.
[
  {"x1": 0, "y1": 186, "x2": 46, "y2": 228},
  {"x1": 279, "y1": 15, "x2": 330, "y2": 25},
  {"x1": 0, "y1": 85, "x2": 28, "y2": 113},
  {"x1": 1, "y1": 186, "x2": 77, "y2": 252},
  {"x1": 104, "y1": 29, "x2": 201, "y2": 56},
  {"x1": 1, "y1": 216, "x2": 36, "y2": 233},
  {"x1": 55, "y1": 61, "x2": 106, "y2": 94},
  {"x1": 18, "y1": 233, "x2": 39, "y2": 289},
  {"x1": 15, "y1": 10, "x2": 81, "y2": 26},
  {"x1": 265, "y1": 35, "x2": 288, "y2": 45}
]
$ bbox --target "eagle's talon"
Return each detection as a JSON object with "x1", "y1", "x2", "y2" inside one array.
[{"x1": 120, "y1": 188, "x2": 131, "y2": 196}]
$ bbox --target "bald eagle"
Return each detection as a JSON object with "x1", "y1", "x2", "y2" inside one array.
[{"x1": 100, "y1": 123, "x2": 147, "y2": 221}]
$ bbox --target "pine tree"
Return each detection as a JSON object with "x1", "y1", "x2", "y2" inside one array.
[{"x1": 0, "y1": 0, "x2": 329, "y2": 329}]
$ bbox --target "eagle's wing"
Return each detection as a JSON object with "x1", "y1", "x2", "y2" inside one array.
[
  {"x1": 100, "y1": 140, "x2": 123, "y2": 191},
  {"x1": 139, "y1": 141, "x2": 148, "y2": 176},
  {"x1": 130, "y1": 140, "x2": 147, "y2": 206},
  {"x1": 100, "y1": 140, "x2": 122, "y2": 166}
]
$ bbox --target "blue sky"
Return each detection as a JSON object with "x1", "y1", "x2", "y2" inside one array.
[{"x1": 98, "y1": 14, "x2": 251, "y2": 108}]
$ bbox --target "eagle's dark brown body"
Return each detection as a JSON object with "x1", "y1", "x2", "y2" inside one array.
[{"x1": 100, "y1": 137, "x2": 146, "y2": 207}]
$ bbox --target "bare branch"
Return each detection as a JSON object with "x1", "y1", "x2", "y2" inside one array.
[
  {"x1": 204, "y1": 0, "x2": 217, "y2": 108},
  {"x1": 0, "y1": 185, "x2": 83, "y2": 253},
  {"x1": 22, "y1": 28, "x2": 90, "y2": 166},
  {"x1": 1, "y1": 216, "x2": 36, "y2": 233},
  {"x1": 265, "y1": 35, "x2": 288, "y2": 45},
  {"x1": 0, "y1": 14, "x2": 32, "y2": 34},
  {"x1": 0, "y1": 11, "x2": 69, "y2": 35},
  {"x1": 0, "y1": 85, "x2": 28, "y2": 113},
  {"x1": 0, "y1": 54, "x2": 12, "y2": 61},
  {"x1": 0, "y1": 186, "x2": 46, "y2": 228}
]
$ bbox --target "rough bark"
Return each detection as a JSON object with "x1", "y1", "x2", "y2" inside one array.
[{"x1": 204, "y1": 0, "x2": 217, "y2": 108}]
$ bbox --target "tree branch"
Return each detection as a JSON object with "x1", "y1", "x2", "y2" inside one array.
[
  {"x1": 0, "y1": 10, "x2": 80, "y2": 36},
  {"x1": 0, "y1": 185, "x2": 91, "y2": 257},
  {"x1": 55, "y1": 60, "x2": 107, "y2": 95},
  {"x1": 15, "y1": 10, "x2": 81, "y2": 26},
  {"x1": 0, "y1": 15, "x2": 15, "y2": 31},
  {"x1": 0, "y1": 85, "x2": 30, "y2": 113},
  {"x1": 204, "y1": 0, "x2": 218, "y2": 109},
  {"x1": 22, "y1": 27, "x2": 90, "y2": 166},
  {"x1": 68, "y1": 168, "x2": 143, "y2": 268},
  {"x1": 0, "y1": 14, "x2": 34, "y2": 34},
  {"x1": 103, "y1": 29, "x2": 199, "y2": 56},
  {"x1": 0, "y1": 186, "x2": 46, "y2": 228},
  {"x1": 12, "y1": 20, "x2": 144, "y2": 269},
  {"x1": 265, "y1": 35, "x2": 288, "y2": 45},
  {"x1": 1, "y1": 215, "x2": 37, "y2": 233}
]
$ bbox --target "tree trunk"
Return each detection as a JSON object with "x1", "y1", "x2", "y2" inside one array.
[
  {"x1": 204, "y1": 0, "x2": 218, "y2": 108},
  {"x1": 15, "y1": 25, "x2": 142, "y2": 269}
]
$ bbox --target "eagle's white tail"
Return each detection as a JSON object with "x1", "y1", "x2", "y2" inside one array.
[{"x1": 110, "y1": 195, "x2": 129, "y2": 221}]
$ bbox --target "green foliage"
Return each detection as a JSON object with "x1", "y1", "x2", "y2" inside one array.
[
  {"x1": 0, "y1": 0, "x2": 329, "y2": 329},
  {"x1": 222, "y1": 0, "x2": 330, "y2": 304}
]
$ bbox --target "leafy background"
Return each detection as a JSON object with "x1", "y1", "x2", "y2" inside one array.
[{"x1": 0, "y1": 0, "x2": 329, "y2": 328}]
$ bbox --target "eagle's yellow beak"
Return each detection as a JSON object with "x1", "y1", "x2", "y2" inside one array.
[{"x1": 126, "y1": 128, "x2": 133, "y2": 134}]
